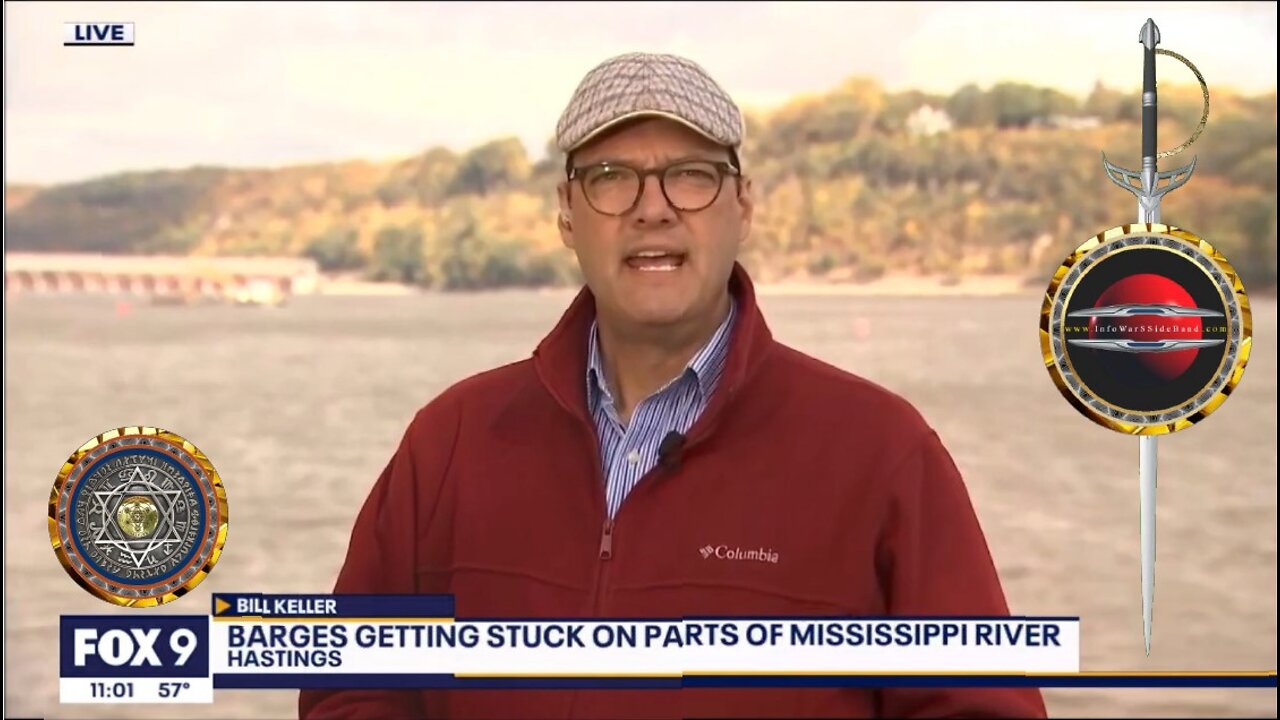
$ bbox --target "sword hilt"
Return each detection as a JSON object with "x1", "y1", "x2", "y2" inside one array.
[
  {"x1": 1100, "y1": 153, "x2": 1196, "y2": 223},
  {"x1": 1103, "y1": 20, "x2": 1207, "y2": 224},
  {"x1": 1141, "y1": 19, "x2": 1160, "y2": 164}
]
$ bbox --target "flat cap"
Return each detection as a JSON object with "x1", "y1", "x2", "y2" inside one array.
[{"x1": 555, "y1": 52, "x2": 744, "y2": 154}]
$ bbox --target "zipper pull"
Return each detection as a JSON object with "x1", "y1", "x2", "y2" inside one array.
[{"x1": 599, "y1": 520, "x2": 615, "y2": 560}]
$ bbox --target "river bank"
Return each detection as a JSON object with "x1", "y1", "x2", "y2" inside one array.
[{"x1": 315, "y1": 273, "x2": 1045, "y2": 298}]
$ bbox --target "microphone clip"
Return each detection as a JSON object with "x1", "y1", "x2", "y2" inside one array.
[{"x1": 657, "y1": 431, "x2": 686, "y2": 473}]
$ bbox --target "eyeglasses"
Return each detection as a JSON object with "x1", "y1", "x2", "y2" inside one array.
[{"x1": 568, "y1": 159, "x2": 740, "y2": 216}]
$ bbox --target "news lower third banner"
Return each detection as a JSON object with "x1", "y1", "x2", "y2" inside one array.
[{"x1": 58, "y1": 594, "x2": 1273, "y2": 704}]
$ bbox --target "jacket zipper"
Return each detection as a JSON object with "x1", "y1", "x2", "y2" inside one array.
[
  {"x1": 590, "y1": 516, "x2": 618, "y2": 614},
  {"x1": 599, "y1": 519, "x2": 615, "y2": 560},
  {"x1": 590, "y1": 519, "x2": 615, "y2": 615},
  {"x1": 584, "y1": 418, "x2": 613, "y2": 608}
]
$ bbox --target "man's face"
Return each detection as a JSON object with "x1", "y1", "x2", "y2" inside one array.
[{"x1": 557, "y1": 118, "x2": 753, "y2": 333}]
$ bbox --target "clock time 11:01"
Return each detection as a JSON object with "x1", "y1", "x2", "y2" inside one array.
[{"x1": 90, "y1": 681, "x2": 133, "y2": 698}]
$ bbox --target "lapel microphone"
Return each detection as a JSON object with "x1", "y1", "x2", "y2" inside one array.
[{"x1": 657, "y1": 431, "x2": 686, "y2": 472}]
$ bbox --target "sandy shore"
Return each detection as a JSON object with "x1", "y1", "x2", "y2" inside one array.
[{"x1": 753, "y1": 274, "x2": 1037, "y2": 297}]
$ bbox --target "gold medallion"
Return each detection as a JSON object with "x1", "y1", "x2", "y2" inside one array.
[
  {"x1": 48, "y1": 427, "x2": 229, "y2": 607},
  {"x1": 1040, "y1": 223, "x2": 1252, "y2": 435}
]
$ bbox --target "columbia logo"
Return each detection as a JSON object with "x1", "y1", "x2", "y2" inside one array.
[{"x1": 699, "y1": 544, "x2": 780, "y2": 564}]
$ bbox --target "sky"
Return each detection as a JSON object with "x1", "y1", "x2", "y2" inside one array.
[{"x1": 4, "y1": 1, "x2": 1276, "y2": 185}]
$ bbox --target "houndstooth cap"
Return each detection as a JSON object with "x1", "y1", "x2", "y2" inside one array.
[{"x1": 555, "y1": 52, "x2": 744, "y2": 155}]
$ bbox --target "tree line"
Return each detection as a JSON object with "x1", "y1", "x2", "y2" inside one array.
[{"x1": 6, "y1": 78, "x2": 1275, "y2": 291}]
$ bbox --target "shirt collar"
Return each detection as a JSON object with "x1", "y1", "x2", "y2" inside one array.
[{"x1": 586, "y1": 298, "x2": 738, "y2": 413}]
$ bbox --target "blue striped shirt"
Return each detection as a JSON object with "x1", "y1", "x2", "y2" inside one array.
[{"x1": 586, "y1": 300, "x2": 737, "y2": 519}]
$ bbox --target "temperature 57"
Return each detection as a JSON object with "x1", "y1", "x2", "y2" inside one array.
[{"x1": 159, "y1": 681, "x2": 192, "y2": 698}]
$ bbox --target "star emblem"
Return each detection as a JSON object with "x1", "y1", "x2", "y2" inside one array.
[{"x1": 88, "y1": 465, "x2": 188, "y2": 570}]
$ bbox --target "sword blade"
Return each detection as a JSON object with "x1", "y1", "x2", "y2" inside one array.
[{"x1": 1140, "y1": 435, "x2": 1157, "y2": 655}]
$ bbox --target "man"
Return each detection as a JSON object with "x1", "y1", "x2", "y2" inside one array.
[{"x1": 300, "y1": 52, "x2": 1047, "y2": 719}]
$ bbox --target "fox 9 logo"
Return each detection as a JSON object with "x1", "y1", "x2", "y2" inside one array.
[{"x1": 61, "y1": 616, "x2": 208, "y2": 678}]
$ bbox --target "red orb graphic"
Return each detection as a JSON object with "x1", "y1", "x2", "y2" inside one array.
[{"x1": 1088, "y1": 273, "x2": 1203, "y2": 380}]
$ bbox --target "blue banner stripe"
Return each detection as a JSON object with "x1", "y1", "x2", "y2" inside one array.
[
  {"x1": 212, "y1": 594, "x2": 454, "y2": 618},
  {"x1": 213, "y1": 674, "x2": 1277, "y2": 690}
]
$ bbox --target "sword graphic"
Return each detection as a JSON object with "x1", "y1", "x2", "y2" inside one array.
[{"x1": 1098, "y1": 18, "x2": 1209, "y2": 655}]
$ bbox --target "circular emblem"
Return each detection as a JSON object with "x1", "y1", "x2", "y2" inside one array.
[
  {"x1": 47, "y1": 427, "x2": 229, "y2": 607},
  {"x1": 1040, "y1": 223, "x2": 1252, "y2": 435}
]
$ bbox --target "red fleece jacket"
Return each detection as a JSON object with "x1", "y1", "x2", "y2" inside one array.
[{"x1": 299, "y1": 264, "x2": 1048, "y2": 719}]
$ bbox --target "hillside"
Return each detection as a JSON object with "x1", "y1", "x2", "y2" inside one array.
[{"x1": 6, "y1": 79, "x2": 1276, "y2": 291}]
